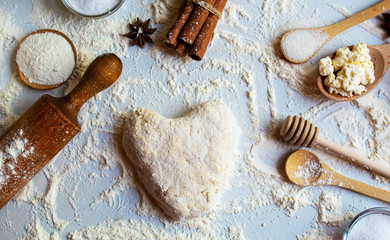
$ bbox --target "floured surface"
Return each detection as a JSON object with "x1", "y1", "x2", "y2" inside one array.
[{"x1": 0, "y1": 0, "x2": 389, "y2": 239}]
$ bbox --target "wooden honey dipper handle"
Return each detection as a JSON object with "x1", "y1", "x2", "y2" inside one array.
[
  {"x1": 316, "y1": 136, "x2": 390, "y2": 180},
  {"x1": 280, "y1": 115, "x2": 390, "y2": 180},
  {"x1": 52, "y1": 53, "x2": 123, "y2": 125}
]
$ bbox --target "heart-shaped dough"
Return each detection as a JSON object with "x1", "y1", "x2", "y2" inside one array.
[{"x1": 122, "y1": 102, "x2": 239, "y2": 220}]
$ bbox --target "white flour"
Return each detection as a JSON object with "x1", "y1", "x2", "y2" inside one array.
[
  {"x1": 0, "y1": 0, "x2": 389, "y2": 239},
  {"x1": 294, "y1": 158, "x2": 322, "y2": 186},
  {"x1": 16, "y1": 32, "x2": 75, "y2": 86},
  {"x1": 0, "y1": 130, "x2": 33, "y2": 188}
]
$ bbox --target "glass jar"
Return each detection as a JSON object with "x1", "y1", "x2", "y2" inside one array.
[
  {"x1": 62, "y1": 0, "x2": 125, "y2": 19},
  {"x1": 343, "y1": 207, "x2": 390, "y2": 240}
]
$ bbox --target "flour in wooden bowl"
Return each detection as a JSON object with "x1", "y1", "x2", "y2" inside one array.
[{"x1": 15, "y1": 32, "x2": 76, "y2": 86}]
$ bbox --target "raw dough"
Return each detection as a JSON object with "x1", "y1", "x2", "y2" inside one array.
[{"x1": 122, "y1": 102, "x2": 240, "y2": 220}]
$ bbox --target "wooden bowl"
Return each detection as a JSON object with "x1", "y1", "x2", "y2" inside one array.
[
  {"x1": 15, "y1": 29, "x2": 77, "y2": 90},
  {"x1": 317, "y1": 45, "x2": 385, "y2": 102}
]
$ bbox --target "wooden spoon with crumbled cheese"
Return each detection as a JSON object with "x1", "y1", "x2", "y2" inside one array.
[
  {"x1": 286, "y1": 150, "x2": 390, "y2": 203},
  {"x1": 317, "y1": 43, "x2": 390, "y2": 101},
  {"x1": 281, "y1": 0, "x2": 390, "y2": 63},
  {"x1": 15, "y1": 29, "x2": 77, "y2": 90}
]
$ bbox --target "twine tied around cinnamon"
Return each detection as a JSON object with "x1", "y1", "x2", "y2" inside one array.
[{"x1": 191, "y1": 0, "x2": 222, "y2": 18}]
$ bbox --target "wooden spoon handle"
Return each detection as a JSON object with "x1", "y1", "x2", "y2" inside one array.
[
  {"x1": 316, "y1": 136, "x2": 390, "y2": 180},
  {"x1": 324, "y1": 0, "x2": 390, "y2": 37},
  {"x1": 55, "y1": 53, "x2": 123, "y2": 123},
  {"x1": 330, "y1": 171, "x2": 390, "y2": 203},
  {"x1": 370, "y1": 43, "x2": 390, "y2": 70}
]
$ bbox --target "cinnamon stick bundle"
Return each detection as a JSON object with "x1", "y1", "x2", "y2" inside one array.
[
  {"x1": 175, "y1": 42, "x2": 189, "y2": 56},
  {"x1": 179, "y1": 0, "x2": 217, "y2": 45},
  {"x1": 164, "y1": 1, "x2": 195, "y2": 48},
  {"x1": 164, "y1": 0, "x2": 227, "y2": 61},
  {"x1": 189, "y1": 0, "x2": 227, "y2": 60}
]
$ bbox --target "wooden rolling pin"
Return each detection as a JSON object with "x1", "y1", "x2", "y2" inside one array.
[
  {"x1": 280, "y1": 115, "x2": 390, "y2": 180},
  {"x1": 0, "y1": 53, "x2": 123, "y2": 210}
]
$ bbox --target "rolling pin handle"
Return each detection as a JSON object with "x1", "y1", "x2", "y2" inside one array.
[{"x1": 56, "y1": 53, "x2": 123, "y2": 124}]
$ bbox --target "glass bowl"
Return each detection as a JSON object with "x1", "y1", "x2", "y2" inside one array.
[
  {"x1": 343, "y1": 207, "x2": 390, "y2": 240},
  {"x1": 62, "y1": 0, "x2": 125, "y2": 19}
]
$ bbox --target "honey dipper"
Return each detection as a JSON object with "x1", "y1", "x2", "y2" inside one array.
[{"x1": 280, "y1": 115, "x2": 390, "y2": 179}]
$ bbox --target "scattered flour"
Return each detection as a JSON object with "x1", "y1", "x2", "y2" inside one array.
[
  {"x1": 297, "y1": 228, "x2": 332, "y2": 240},
  {"x1": 19, "y1": 217, "x2": 54, "y2": 240},
  {"x1": 0, "y1": 130, "x2": 33, "y2": 188},
  {"x1": 315, "y1": 192, "x2": 351, "y2": 226},
  {"x1": 68, "y1": 216, "x2": 226, "y2": 240},
  {"x1": 0, "y1": 8, "x2": 24, "y2": 63}
]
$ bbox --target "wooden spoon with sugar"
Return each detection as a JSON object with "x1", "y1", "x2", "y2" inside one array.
[{"x1": 281, "y1": 0, "x2": 390, "y2": 63}]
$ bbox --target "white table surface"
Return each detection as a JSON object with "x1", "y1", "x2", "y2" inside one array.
[{"x1": 1, "y1": 0, "x2": 390, "y2": 239}]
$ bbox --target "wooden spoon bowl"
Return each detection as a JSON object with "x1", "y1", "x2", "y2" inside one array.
[
  {"x1": 317, "y1": 45, "x2": 389, "y2": 101},
  {"x1": 285, "y1": 150, "x2": 324, "y2": 186},
  {"x1": 15, "y1": 29, "x2": 77, "y2": 90},
  {"x1": 286, "y1": 150, "x2": 390, "y2": 203}
]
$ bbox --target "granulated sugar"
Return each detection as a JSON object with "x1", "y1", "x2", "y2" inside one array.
[
  {"x1": 282, "y1": 29, "x2": 329, "y2": 62},
  {"x1": 16, "y1": 32, "x2": 75, "y2": 86},
  {"x1": 66, "y1": 0, "x2": 120, "y2": 15},
  {"x1": 347, "y1": 213, "x2": 390, "y2": 240}
]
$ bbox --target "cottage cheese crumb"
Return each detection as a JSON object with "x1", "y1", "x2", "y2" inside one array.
[
  {"x1": 319, "y1": 57, "x2": 333, "y2": 76},
  {"x1": 319, "y1": 43, "x2": 375, "y2": 97}
]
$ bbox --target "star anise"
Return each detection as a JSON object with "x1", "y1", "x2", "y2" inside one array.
[
  {"x1": 382, "y1": 13, "x2": 390, "y2": 36},
  {"x1": 124, "y1": 18, "x2": 156, "y2": 48}
]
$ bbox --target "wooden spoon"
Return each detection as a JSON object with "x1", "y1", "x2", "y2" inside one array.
[
  {"x1": 281, "y1": 0, "x2": 390, "y2": 63},
  {"x1": 286, "y1": 150, "x2": 390, "y2": 203},
  {"x1": 317, "y1": 44, "x2": 390, "y2": 101},
  {"x1": 15, "y1": 29, "x2": 77, "y2": 90}
]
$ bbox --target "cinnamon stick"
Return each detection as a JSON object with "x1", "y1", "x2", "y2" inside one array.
[
  {"x1": 179, "y1": 0, "x2": 217, "y2": 45},
  {"x1": 164, "y1": 0, "x2": 195, "y2": 48},
  {"x1": 189, "y1": 0, "x2": 227, "y2": 60},
  {"x1": 175, "y1": 42, "x2": 189, "y2": 56}
]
